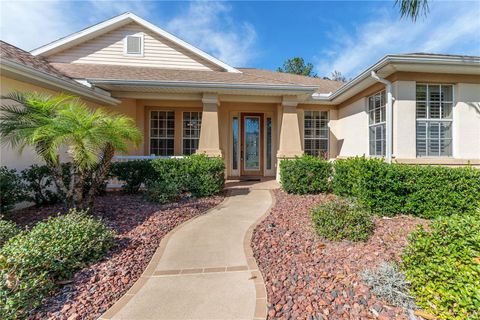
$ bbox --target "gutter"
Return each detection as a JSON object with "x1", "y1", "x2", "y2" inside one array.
[
  {"x1": 370, "y1": 71, "x2": 394, "y2": 164},
  {"x1": 0, "y1": 59, "x2": 120, "y2": 105},
  {"x1": 88, "y1": 79, "x2": 319, "y2": 93}
]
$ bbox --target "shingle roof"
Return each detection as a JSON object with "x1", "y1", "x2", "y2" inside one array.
[
  {"x1": 50, "y1": 63, "x2": 343, "y2": 93},
  {"x1": 0, "y1": 41, "x2": 75, "y2": 83}
]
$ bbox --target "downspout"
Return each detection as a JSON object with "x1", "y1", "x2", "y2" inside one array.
[{"x1": 370, "y1": 71, "x2": 394, "y2": 163}]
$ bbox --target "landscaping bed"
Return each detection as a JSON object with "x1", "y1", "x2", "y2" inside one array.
[
  {"x1": 7, "y1": 192, "x2": 224, "y2": 320},
  {"x1": 252, "y1": 189, "x2": 427, "y2": 319}
]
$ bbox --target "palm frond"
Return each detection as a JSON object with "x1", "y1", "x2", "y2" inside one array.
[{"x1": 395, "y1": 0, "x2": 429, "y2": 21}]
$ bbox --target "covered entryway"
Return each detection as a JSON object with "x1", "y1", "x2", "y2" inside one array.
[{"x1": 241, "y1": 113, "x2": 264, "y2": 176}]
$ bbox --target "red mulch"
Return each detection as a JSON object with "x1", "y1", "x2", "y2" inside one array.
[
  {"x1": 251, "y1": 189, "x2": 427, "y2": 320},
  {"x1": 8, "y1": 192, "x2": 224, "y2": 320}
]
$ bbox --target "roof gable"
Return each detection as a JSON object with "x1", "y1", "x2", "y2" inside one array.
[{"x1": 31, "y1": 12, "x2": 240, "y2": 73}]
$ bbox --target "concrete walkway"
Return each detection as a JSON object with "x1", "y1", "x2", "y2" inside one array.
[{"x1": 101, "y1": 181, "x2": 276, "y2": 320}]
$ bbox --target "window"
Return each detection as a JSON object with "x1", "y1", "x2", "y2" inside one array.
[
  {"x1": 124, "y1": 35, "x2": 143, "y2": 55},
  {"x1": 182, "y1": 112, "x2": 202, "y2": 155},
  {"x1": 266, "y1": 117, "x2": 272, "y2": 170},
  {"x1": 150, "y1": 111, "x2": 174, "y2": 156},
  {"x1": 416, "y1": 84, "x2": 453, "y2": 157},
  {"x1": 304, "y1": 110, "x2": 329, "y2": 158},
  {"x1": 232, "y1": 117, "x2": 239, "y2": 170},
  {"x1": 368, "y1": 91, "x2": 386, "y2": 157}
]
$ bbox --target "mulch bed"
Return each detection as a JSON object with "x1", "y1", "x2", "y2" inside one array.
[
  {"x1": 251, "y1": 189, "x2": 427, "y2": 320},
  {"x1": 8, "y1": 192, "x2": 225, "y2": 320}
]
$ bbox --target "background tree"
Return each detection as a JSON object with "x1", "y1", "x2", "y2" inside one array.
[
  {"x1": 277, "y1": 57, "x2": 318, "y2": 77},
  {"x1": 0, "y1": 92, "x2": 142, "y2": 210},
  {"x1": 395, "y1": 0, "x2": 429, "y2": 21},
  {"x1": 331, "y1": 70, "x2": 348, "y2": 83}
]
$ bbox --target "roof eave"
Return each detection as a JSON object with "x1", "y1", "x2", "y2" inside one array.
[{"x1": 0, "y1": 59, "x2": 120, "y2": 105}]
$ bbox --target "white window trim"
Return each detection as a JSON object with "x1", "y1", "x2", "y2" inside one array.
[
  {"x1": 149, "y1": 110, "x2": 175, "y2": 156},
  {"x1": 415, "y1": 83, "x2": 454, "y2": 158},
  {"x1": 367, "y1": 90, "x2": 386, "y2": 157},
  {"x1": 123, "y1": 34, "x2": 144, "y2": 57},
  {"x1": 181, "y1": 111, "x2": 202, "y2": 156},
  {"x1": 303, "y1": 110, "x2": 330, "y2": 158}
]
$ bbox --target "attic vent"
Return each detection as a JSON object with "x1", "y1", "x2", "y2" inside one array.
[{"x1": 125, "y1": 35, "x2": 143, "y2": 55}]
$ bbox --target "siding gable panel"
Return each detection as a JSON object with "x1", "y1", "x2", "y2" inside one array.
[{"x1": 47, "y1": 23, "x2": 222, "y2": 71}]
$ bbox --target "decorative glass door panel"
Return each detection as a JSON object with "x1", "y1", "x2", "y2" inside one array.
[{"x1": 241, "y1": 113, "x2": 263, "y2": 176}]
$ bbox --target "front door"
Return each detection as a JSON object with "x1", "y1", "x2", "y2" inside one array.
[{"x1": 241, "y1": 113, "x2": 264, "y2": 176}]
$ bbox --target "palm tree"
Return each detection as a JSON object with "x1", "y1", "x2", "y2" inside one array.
[
  {"x1": 396, "y1": 0, "x2": 429, "y2": 21},
  {"x1": 0, "y1": 92, "x2": 142, "y2": 210}
]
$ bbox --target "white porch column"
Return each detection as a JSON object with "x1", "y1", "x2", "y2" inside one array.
[
  {"x1": 276, "y1": 96, "x2": 303, "y2": 180},
  {"x1": 197, "y1": 93, "x2": 222, "y2": 157}
]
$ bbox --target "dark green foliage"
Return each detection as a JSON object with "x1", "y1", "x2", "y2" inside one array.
[
  {"x1": 402, "y1": 212, "x2": 480, "y2": 319},
  {"x1": 183, "y1": 154, "x2": 225, "y2": 197},
  {"x1": 0, "y1": 166, "x2": 25, "y2": 214},
  {"x1": 0, "y1": 211, "x2": 115, "y2": 319},
  {"x1": 332, "y1": 157, "x2": 480, "y2": 218},
  {"x1": 110, "y1": 160, "x2": 154, "y2": 193},
  {"x1": 21, "y1": 165, "x2": 60, "y2": 206},
  {"x1": 311, "y1": 197, "x2": 374, "y2": 241},
  {"x1": 147, "y1": 155, "x2": 225, "y2": 204},
  {"x1": 280, "y1": 155, "x2": 332, "y2": 194},
  {"x1": 0, "y1": 220, "x2": 21, "y2": 246}
]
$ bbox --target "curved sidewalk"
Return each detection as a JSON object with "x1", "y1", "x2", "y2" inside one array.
[{"x1": 100, "y1": 184, "x2": 274, "y2": 320}]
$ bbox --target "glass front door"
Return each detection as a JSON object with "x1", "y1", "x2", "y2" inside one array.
[{"x1": 241, "y1": 113, "x2": 263, "y2": 176}]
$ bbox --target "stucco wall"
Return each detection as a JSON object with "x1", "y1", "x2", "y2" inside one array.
[{"x1": 335, "y1": 98, "x2": 369, "y2": 157}]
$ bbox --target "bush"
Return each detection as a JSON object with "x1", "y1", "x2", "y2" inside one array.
[
  {"x1": 0, "y1": 211, "x2": 115, "y2": 318},
  {"x1": 402, "y1": 212, "x2": 480, "y2": 320},
  {"x1": 361, "y1": 262, "x2": 416, "y2": 309},
  {"x1": 183, "y1": 154, "x2": 225, "y2": 197},
  {"x1": 311, "y1": 197, "x2": 374, "y2": 241},
  {"x1": 148, "y1": 155, "x2": 225, "y2": 203},
  {"x1": 21, "y1": 165, "x2": 60, "y2": 206},
  {"x1": 0, "y1": 166, "x2": 25, "y2": 214},
  {"x1": 110, "y1": 160, "x2": 154, "y2": 193},
  {"x1": 0, "y1": 220, "x2": 21, "y2": 247},
  {"x1": 332, "y1": 157, "x2": 480, "y2": 218},
  {"x1": 280, "y1": 155, "x2": 332, "y2": 194}
]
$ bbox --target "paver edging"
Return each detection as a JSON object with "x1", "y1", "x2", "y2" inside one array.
[
  {"x1": 243, "y1": 189, "x2": 277, "y2": 320},
  {"x1": 100, "y1": 190, "x2": 232, "y2": 320}
]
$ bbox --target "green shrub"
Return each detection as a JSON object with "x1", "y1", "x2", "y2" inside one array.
[
  {"x1": 402, "y1": 212, "x2": 480, "y2": 320},
  {"x1": 110, "y1": 160, "x2": 154, "y2": 193},
  {"x1": 183, "y1": 154, "x2": 225, "y2": 197},
  {"x1": 280, "y1": 155, "x2": 332, "y2": 194},
  {"x1": 0, "y1": 166, "x2": 25, "y2": 214},
  {"x1": 0, "y1": 211, "x2": 115, "y2": 318},
  {"x1": 0, "y1": 220, "x2": 21, "y2": 246},
  {"x1": 332, "y1": 157, "x2": 480, "y2": 218},
  {"x1": 148, "y1": 155, "x2": 224, "y2": 203},
  {"x1": 311, "y1": 197, "x2": 374, "y2": 241},
  {"x1": 21, "y1": 164, "x2": 60, "y2": 206}
]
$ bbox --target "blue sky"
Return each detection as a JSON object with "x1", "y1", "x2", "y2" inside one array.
[{"x1": 1, "y1": 0, "x2": 479, "y2": 78}]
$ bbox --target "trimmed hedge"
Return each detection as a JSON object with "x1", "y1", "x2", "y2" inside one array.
[
  {"x1": 0, "y1": 211, "x2": 115, "y2": 319},
  {"x1": 0, "y1": 167, "x2": 25, "y2": 214},
  {"x1": 402, "y1": 212, "x2": 480, "y2": 319},
  {"x1": 147, "y1": 154, "x2": 224, "y2": 203},
  {"x1": 110, "y1": 160, "x2": 154, "y2": 194},
  {"x1": 332, "y1": 157, "x2": 480, "y2": 218},
  {"x1": 311, "y1": 197, "x2": 374, "y2": 241},
  {"x1": 280, "y1": 155, "x2": 332, "y2": 194},
  {"x1": 21, "y1": 164, "x2": 59, "y2": 206},
  {"x1": 0, "y1": 220, "x2": 20, "y2": 247}
]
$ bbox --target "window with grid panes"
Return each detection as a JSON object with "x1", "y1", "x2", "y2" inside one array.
[
  {"x1": 416, "y1": 84, "x2": 453, "y2": 157},
  {"x1": 368, "y1": 91, "x2": 386, "y2": 156},
  {"x1": 150, "y1": 111, "x2": 175, "y2": 156},
  {"x1": 304, "y1": 111, "x2": 329, "y2": 158},
  {"x1": 182, "y1": 112, "x2": 202, "y2": 155}
]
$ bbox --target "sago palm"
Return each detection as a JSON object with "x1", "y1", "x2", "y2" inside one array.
[{"x1": 0, "y1": 91, "x2": 142, "y2": 210}]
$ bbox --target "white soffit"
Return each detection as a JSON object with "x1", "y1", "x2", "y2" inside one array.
[{"x1": 30, "y1": 12, "x2": 241, "y2": 73}]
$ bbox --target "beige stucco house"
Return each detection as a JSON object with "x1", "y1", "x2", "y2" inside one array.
[{"x1": 1, "y1": 12, "x2": 479, "y2": 179}]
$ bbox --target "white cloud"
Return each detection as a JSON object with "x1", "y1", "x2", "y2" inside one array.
[
  {"x1": 166, "y1": 1, "x2": 257, "y2": 66},
  {"x1": 316, "y1": 2, "x2": 480, "y2": 78}
]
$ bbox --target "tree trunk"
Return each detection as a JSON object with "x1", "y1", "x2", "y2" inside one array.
[
  {"x1": 46, "y1": 157, "x2": 70, "y2": 210},
  {"x1": 83, "y1": 143, "x2": 115, "y2": 211}
]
